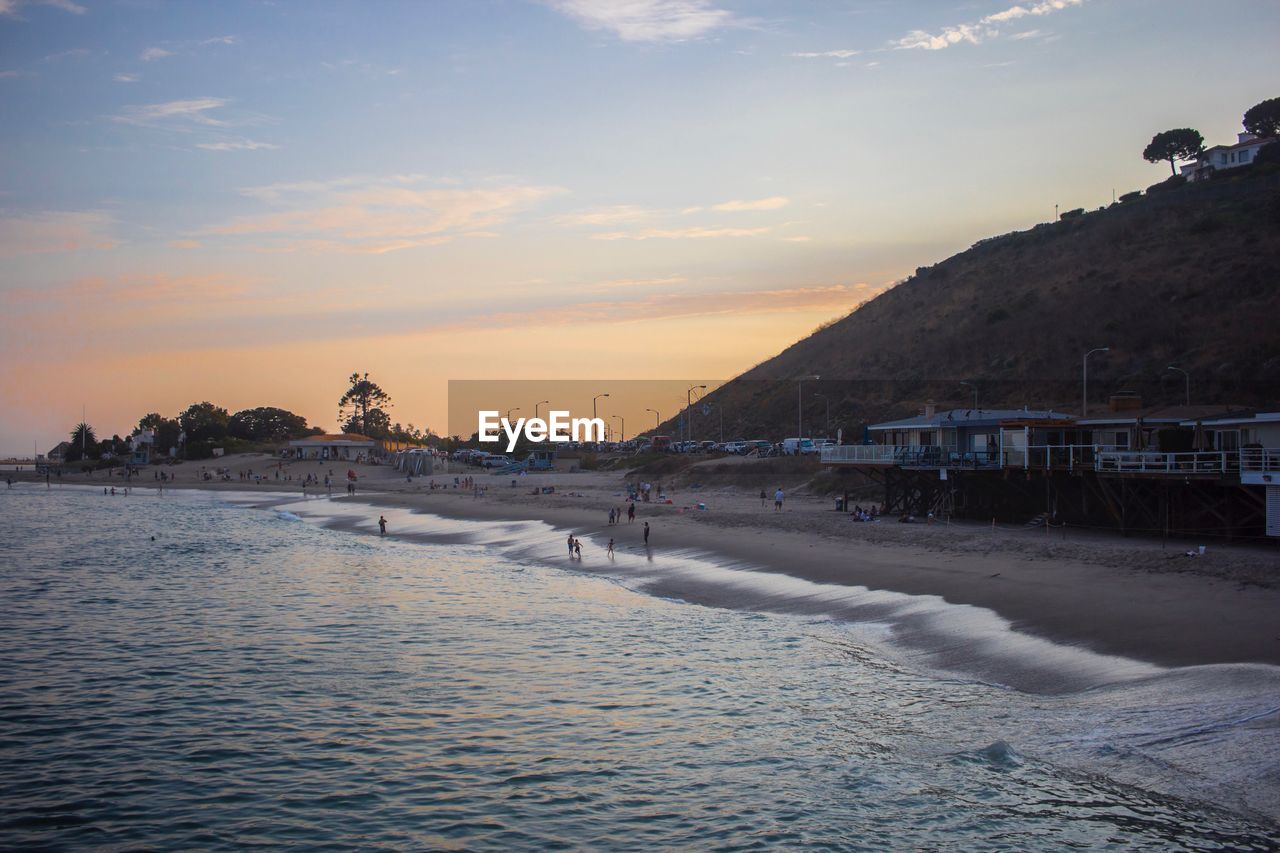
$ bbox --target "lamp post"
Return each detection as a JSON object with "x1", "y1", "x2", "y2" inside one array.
[
  {"x1": 1166, "y1": 365, "x2": 1190, "y2": 406},
  {"x1": 1082, "y1": 347, "x2": 1110, "y2": 417},
  {"x1": 534, "y1": 400, "x2": 549, "y2": 421},
  {"x1": 686, "y1": 384, "x2": 706, "y2": 444},
  {"x1": 812, "y1": 392, "x2": 831, "y2": 434},
  {"x1": 646, "y1": 408, "x2": 660, "y2": 430},
  {"x1": 959, "y1": 380, "x2": 978, "y2": 410},
  {"x1": 797, "y1": 375, "x2": 820, "y2": 438},
  {"x1": 592, "y1": 394, "x2": 609, "y2": 447},
  {"x1": 612, "y1": 414, "x2": 625, "y2": 443},
  {"x1": 506, "y1": 407, "x2": 520, "y2": 422}
]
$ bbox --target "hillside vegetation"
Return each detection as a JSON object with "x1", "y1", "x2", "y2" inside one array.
[{"x1": 690, "y1": 170, "x2": 1280, "y2": 439}]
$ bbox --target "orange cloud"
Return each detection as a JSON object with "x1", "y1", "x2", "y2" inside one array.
[
  {"x1": 201, "y1": 177, "x2": 564, "y2": 253},
  {"x1": 0, "y1": 210, "x2": 117, "y2": 257}
]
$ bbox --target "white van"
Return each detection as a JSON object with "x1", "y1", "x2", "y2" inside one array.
[{"x1": 782, "y1": 437, "x2": 815, "y2": 455}]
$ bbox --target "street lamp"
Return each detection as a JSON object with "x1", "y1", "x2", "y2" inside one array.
[
  {"x1": 506, "y1": 407, "x2": 520, "y2": 421},
  {"x1": 959, "y1": 380, "x2": 978, "y2": 410},
  {"x1": 646, "y1": 408, "x2": 660, "y2": 430},
  {"x1": 592, "y1": 393, "x2": 609, "y2": 420},
  {"x1": 797, "y1": 375, "x2": 820, "y2": 438},
  {"x1": 534, "y1": 400, "x2": 549, "y2": 420},
  {"x1": 612, "y1": 414, "x2": 625, "y2": 443},
  {"x1": 812, "y1": 392, "x2": 831, "y2": 433},
  {"x1": 1082, "y1": 347, "x2": 1110, "y2": 417},
  {"x1": 686, "y1": 384, "x2": 706, "y2": 444},
  {"x1": 1165, "y1": 365, "x2": 1190, "y2": 406}
]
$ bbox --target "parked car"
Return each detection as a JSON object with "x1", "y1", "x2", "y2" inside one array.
[{"x1": 481, "y1": 455, "x2": 512, "y2": 468}]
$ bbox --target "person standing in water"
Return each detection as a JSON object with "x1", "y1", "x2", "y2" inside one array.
[
  {"x1": 606, "y1": 538, "x2": 615, "y2": 558},
  {"x1": 567, "y1": 533, "x2": 576, "y2": 558},
  {"x1": 378, "y1": 515, "x2": 387, "y2": 535},
  {"x1": 643, "y1": 521, "x2": 650, "y2": 546}
]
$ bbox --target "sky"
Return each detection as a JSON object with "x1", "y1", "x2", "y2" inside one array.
[{"x1": 2, "y1": 0, "x2": 1277, "y2": 454}]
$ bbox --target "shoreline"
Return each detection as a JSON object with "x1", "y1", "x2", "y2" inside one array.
[{"x1": 18, "y1": 457, "x2": 1280, "y2": 673}]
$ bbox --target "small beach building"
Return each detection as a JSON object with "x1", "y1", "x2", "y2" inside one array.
[
  {"x1": 46, "y1": 441, "x2": 72, "y2": 463},
  {"x1": 288, "y1": 433, "x2": 378, "y2": 462}
]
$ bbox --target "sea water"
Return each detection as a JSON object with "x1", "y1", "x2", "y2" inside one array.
[{"x1": 1, "y1": 486, "x2": 1278, "y2": 849}]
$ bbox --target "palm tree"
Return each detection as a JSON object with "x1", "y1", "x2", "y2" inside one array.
[{"x1": 71, "y1": 421, "x2": 96, "y2": 451}]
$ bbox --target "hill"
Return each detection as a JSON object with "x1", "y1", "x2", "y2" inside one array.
[{"x1": 684, "y1": 169, "x2": 1280, "y2": 440}]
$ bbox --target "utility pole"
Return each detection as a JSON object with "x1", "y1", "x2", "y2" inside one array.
[
  {"x1": 812, "y1": 392, "x2": 830, "y2": 434},
  {"x1": 1166, "y1": 365, "x2": 1190, "y2": 406},
  {"x1": 686, "y1": 384, "x2": 705, "y2": 445},
  {"x1": 797, "y1": 375, "x2": 819, "y2": 437},
  {"x1": 1082, "y1": 347, "x2": 1110, "y2": 417}
]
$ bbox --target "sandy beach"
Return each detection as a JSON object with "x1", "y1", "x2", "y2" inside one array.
[{"x1": 24, "y1": 451, "x2": 1280, "y2": 673}]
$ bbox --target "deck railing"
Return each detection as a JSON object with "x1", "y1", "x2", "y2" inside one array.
[
  {"x1": 1240, "y1": 447, "x2": 1280, "y2": 475},
  {"x1": 1095, "y1": 450, "x2": 1237, "y2": 474},
  {"x1": 822, "y1": 443, "x2": 1280, "y2": 478}
]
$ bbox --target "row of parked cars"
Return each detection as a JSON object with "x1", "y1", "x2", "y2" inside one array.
[{"x1": 642, "y1": 437, "x2": 834, "y2": 456}]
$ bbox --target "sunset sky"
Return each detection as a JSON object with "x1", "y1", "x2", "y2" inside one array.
[{"x1": 2, "y1": 0, "x2": 1277, "y2": 454}]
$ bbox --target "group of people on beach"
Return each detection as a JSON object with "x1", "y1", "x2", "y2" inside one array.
[
  {"x1": 606, "y1": 503, "x2": 636, "y2": 525},
  {"x1": 567, "y1": 520, "x2": 649, "y2": 561}
]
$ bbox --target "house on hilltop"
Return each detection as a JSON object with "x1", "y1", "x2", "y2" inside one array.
[
  {"x1": 46, "y1": 441, "x2": 72, "y2": 463},
  {"x1": 1180, "y1": 132, "x2": 1276, "y2": 182}
]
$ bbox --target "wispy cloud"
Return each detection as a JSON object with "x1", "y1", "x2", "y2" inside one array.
[
  {"x1": 556, "y1": 205, "x2": 656, "y2": 226},
  {"x1": 200, "y1": 175, "x2": 565, "y2": 254},
  {"x1": 0, "y1": 69, "x2": 36, "y2": 78},
  {"x1": 545, "y1": 0, "x2": 734, "y2": 42},
  {"x1": 0, "y1": 210, "x2": 116, "y2": 258},
  {"x1": 472, "y1": 283, "x2": 870, "y2": 329},
  {"x1": 0, "y1": 0, "x2": 86, "y2": 17},
  {"x1": 713, "y1": 196, "x2": 789, "y2": 212},
  {"x1": 591, "y1": 225, "x2": 769, "y2": 241},
  {"x1": 113, "y1": 72, "x2": 139, "y2": 83},
  {"x1": 893, "y1": 0, "x2": 1084, "y2": 51},
  {"x1": 790, "y1": 49, "x2": 860, "y2": 59},
  {"x1": 114, "y1": 97, "x2": 230, "y2": 129},
  {"x1": 195, "y1": 139, "x2": 279, "y2": 152},
  {"x1": 140, "y1": 46, "x2": 175, "y2": 61},
  {"x1": 202, "y1": 35, "x2": 238, "y2": 45}
]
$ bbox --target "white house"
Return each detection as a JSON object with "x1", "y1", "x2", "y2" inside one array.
[{"x1": 1180, "y1": 132, "x2": 1275, "y2": 182}]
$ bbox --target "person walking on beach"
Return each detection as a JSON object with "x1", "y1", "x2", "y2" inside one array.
[
  {"x1": 378, "y1": 515, "x2": 387, "y2": 536},
  {"x1": 574, "y1": 538, "x2": 582, "y2": 559},
  {"x1": 774, "y1": 487, "x2": 784, "y2": 511},
  {"x1": 627, "y1": 503, "x2": 635, "y2": 523},
  {"x1": 643, "y1": 521, "x2": 650, "y2": 546},
  {"x1": 759, "y1": 489, "x2": 767, "y2": 508},
  {"x1": 567, "y1": 533, "x2": 576, "y2": 558},
  {"x1": 607, "y1": 538, "x2": 615, "y2": 558},
  {"x1": 608, "y1": 507, "x2": 616, "y2": 525}
]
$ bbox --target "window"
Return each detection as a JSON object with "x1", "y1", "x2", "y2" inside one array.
[
  {"x1": 919, "y1": 431, "x2": 935, "y2": 446},
  {"x1": 1240, "y1": 149, "x2": 1251, "y2": 163},
  {"x1": 1220, "y1": 152, "x2": 1229, "y2": 164}
]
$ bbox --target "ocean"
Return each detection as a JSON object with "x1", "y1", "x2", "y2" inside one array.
[{"x1": 2, "y1": 485, "x2": 1278, "y2": 849}]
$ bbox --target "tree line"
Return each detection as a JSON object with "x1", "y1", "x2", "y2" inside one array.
[{"x1": 61, "y1": 371, "x2": 432, "y2": 463}]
